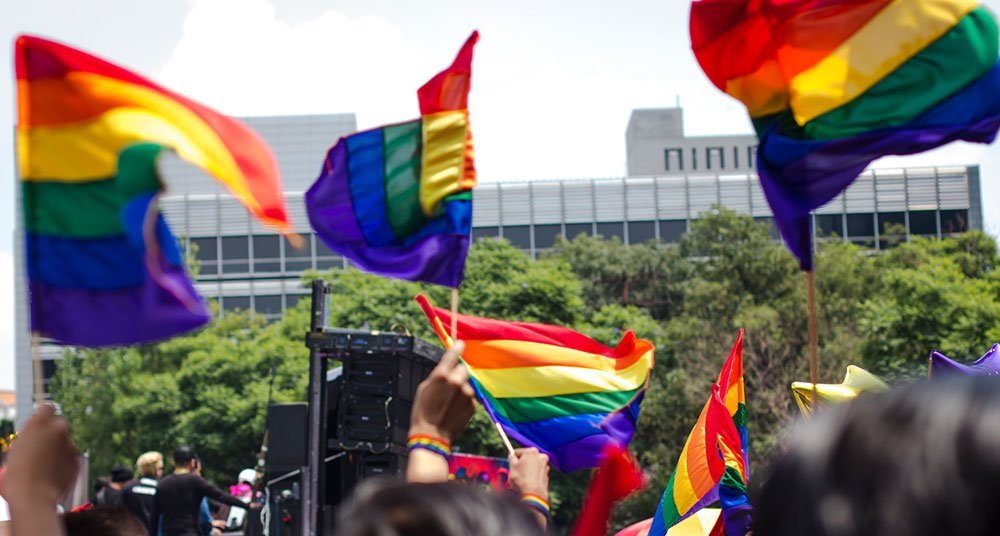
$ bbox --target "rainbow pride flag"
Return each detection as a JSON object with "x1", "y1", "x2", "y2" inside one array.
[
  {"x1": 690, "y1": 0, "x2": 1000, "y2": 269},
  {"x1": 306, "y1": 32, "x2": 478, "y2": 288},
  {"x1": 415, "y1": 294, "x2": 655, "y2": 472},
  {"x1": 16, "y1": 35, "x2": 293, "y2": 346},
  {"x1": 649, "y1": 331, "x2": 749, "y2": 536}
]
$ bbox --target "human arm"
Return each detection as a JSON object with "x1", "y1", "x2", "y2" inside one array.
[
  {"x1": 509, "y1": 448, "x2": 551, "y2": 529},
  {"x1": 196, "y1": 477, "x2": 251, "y2": 510},
  {"x1": 0, "y1": 404, "x2": 79, "y2": 536},
  {"x1": 405, "y1": 341, "x2": 476, "y2": 483}
]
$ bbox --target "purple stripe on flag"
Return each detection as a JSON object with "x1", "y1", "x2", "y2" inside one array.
[{"x1": 306, "y1": 141, "x2": 366, "y2": 246}]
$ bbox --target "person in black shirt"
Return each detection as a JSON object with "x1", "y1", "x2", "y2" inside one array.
[
  {"x1": 122, "y1": 451, "x2": 163, "y2": 528},
  {"x1": 95, "y1": 465, "x2": 133, "y2": 507},
  {"x1": 150, "y1": 446, "x2": 251, "y2": 536}
]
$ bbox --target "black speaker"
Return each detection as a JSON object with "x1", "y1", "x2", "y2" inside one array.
[
  {"x1": 266, "y1": 403, "x2": 308, "y2": 478},
  {"x1": 333, "y1": 334, "x2": 442, "y2": 448}
]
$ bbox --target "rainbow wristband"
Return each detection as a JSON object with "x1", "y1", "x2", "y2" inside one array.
[
  {"x1": 407, "y1": 434, "x2": 451, "y2": 458},
  {"x1": 521, "y1": 493, "x2": 550, "y2": 518}
]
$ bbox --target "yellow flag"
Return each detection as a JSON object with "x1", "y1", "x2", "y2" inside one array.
[{"x1": 792, "y1": 365, "x2": 889, "y2": 417}]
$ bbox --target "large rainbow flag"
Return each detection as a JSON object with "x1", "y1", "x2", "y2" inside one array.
[
  {"x1": 16, "y1": 35, "x2": 293, "y2": 346},
  {"x1": 415, "y1": 294, "x2": 655, "y2": 472},
  {"x1": 649, "y1": 331, "x2": 749, "y2": 536},
  {"x1": 306, "y1": 32, "x2": 478, "y2": 288},
  {"x1": 690, "y1": 0, "x2": 1000, "y2": 269}
]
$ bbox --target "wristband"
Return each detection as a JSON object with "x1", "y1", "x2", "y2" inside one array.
[
  {"x1": 407, "y1": 434, "x2": 451, "y2": 458},
  {"x1": 521, "y1": 493, "x2": 550, "y2": 518}
]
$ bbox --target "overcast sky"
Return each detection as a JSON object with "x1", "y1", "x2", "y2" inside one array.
[{"x1": 2, "y1": 0, "x2": 999, "y2": 390}]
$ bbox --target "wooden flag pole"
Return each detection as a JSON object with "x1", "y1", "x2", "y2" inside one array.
[
  {"x1": 806, "y1": 270, "x2": 820, "y2": 407},
  {"x1": 31, "y1": 333, "x2": 44, "y2": 405},
  {"x1": 496, "y1": 422, "x2": 516, "y2": 458},
  {"x1": 450, "y1": 288, "x2": 459, "y2": 341}
]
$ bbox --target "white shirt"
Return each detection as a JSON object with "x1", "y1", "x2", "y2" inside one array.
[{"x1": 0, "y1": 494, "x2": 9, "y2": 522}]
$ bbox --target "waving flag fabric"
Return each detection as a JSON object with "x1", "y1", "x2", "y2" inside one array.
[
  {"x1": 571, "y1": 444, "x2": 646, "y2": 536},
  {"x1": 792, "y1": 365, "x2": 889, "y2": 416},
  {"x1": 649, "y1": 331, "x2": 749, "y2": 536},
  {"x1": 690, "y1": 1, "x2": 1000, "y2": 269},
  {"x1": 306, "y1": 32, "x2": 478, "y2": 288},
  {"x1": 415, "y1": 294, "x2": 655, "y2": 472},
  {"x1": 930, "y1": 343, "x2": 1000, "y2": 376},
  {"x1": 16, "y1": 35, "x2": 293, "y2": 346}
]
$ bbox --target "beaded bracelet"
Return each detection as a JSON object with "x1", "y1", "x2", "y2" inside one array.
[
  {"x1": 521, "y1": 493, "x2": 550, "y2": 519},
  {"x1": 406, "y1": 434, "x2": 451, "y2": 458}
]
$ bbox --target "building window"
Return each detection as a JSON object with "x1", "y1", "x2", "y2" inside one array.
[
  {"x1": 627, "y1": 221, "x2": 656, "y2": 244},
  {"x1": 659, "y1": 220, "x2": 687, "y2": 243},
  {"x1": 286, "y1": 294, "x2": 307, "y2": 309},
  {"x1": 190, "y1": 237, "x2": 218, "y2": 276},
  {"x1": 253, "y1": 235, "x2": 281, "y2": 273},
  {"x1": 254, "y1": 295, "x2": 283, "y2": 317},
  {"x1": 533, "y1": 224, "x2": 562, "y2": 249},
  {"x1": 223, "y1": 296, "x2": 251, "y2": 313},
  {"x1": 878, "y1": 212, "x2": 906, "y2": 235},
  {"x1": 221, "y1": 236, "x2": 249, "y2": 274},
  {"x1": 665, "y1": 148, "x2": 684, "y2": 171},
  {"x1": 706, "y1": 147, "x2": 725, "y2": 170},
  {"x1": 472, "y1": 227, "x2": 499, "y2": 241},
  {"x1": 595, "y1": 222, "x2": 624, "y2": 241},
  {"x1": 691, "y1": 147, "x2": 698, "y2": 170},
  {"x1": 502, "y1": 225, "x2": 532, "y2": 249},
  {"x1": 564, "y1": 223, "x2": 592, "y2": 240},
  {"x1": 747, "y1": 145, "x2": 757, "y2": 168},
  {"x1": 814, "y1": 214, "x2": 843, "y2": 238},
  {"x1": 846, "y1": 213, "x2": 875, "y2": 240},
  {"x1": 732, "y1": 146, "x2": 741, "y2": 169},
  {"x1": 909, "y1": 210, "x2": 937, "y2": 236},
  {"x1": 315, "y1": 239, "x2": 342, "y2": 270},
  {"x1": 285, "y1": 235, "x2": 314, "y2": 272},
  {"x1": 940, "y1": 210, "x2": 968, "y2": 234}
]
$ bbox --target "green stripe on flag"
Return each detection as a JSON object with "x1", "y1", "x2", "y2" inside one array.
[
  {"x1": 382, "y1": 119, "x2": 426, "y2": 238},
  {"x1": 474, "y1": 377, "x2": 643, "y2": 423},
  {"x1": 658, "y1": 469, "x2": 683, "y2": 528}
]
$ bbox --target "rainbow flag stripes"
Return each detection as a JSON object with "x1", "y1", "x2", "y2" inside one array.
[
  {"x1": 16, "y1": 35, "x2": 293, "y2": 346},
  {"x1": 690, "y1": 0, "x2": 1000, "y2": 269},
  {"x1": 306, "y1": 32, "x2": 478, "y2": 288},
  {"x1": 416, "y1": 295, "x2": 655, "y2": 473},
  {"x1": 649, "y1": 331, "x2": 749, "y2": 536}
]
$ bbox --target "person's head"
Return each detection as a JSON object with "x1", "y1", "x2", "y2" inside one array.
[
  {"x1": 109, "y1": 465, "x2": 132, "y2": 488},
  {"x1": 335, "y1": 479, "x2": 544, "y2": 536},
  {"x1": 63, "y1": 506, "x2": 146, "y2": 536},
  {"x1": 755, "y1": 376, "x2": 1000, "y2": 536},
  {"x1": 172, "y1": 446, "x2": 197, "y2": 471},
  {"x1": 92, "y1": 476, "x2": 110, "y2": 496},
  {"x1": 135, "y1": 451, "x2": 163, "y2": 479},
  {"x1": 238, "y1": 468, "x2": 256, "y2": 486}
]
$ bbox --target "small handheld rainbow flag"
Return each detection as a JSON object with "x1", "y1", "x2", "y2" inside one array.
[
  {"x1": 16, "y1": 35, "x2": 293, "y2": 346},
  {"x1": 649, "y1": 331, "x2": 749, "y2": 536},
  {"x1": 306, "y1": 32, "x2": 478, "y2": 288},
  {"x1": 416, "y1": 294, "x2": 655, "y2": 472},
  {"x1": 690, "y1": 0, "x2": 1000, "y2": 269}
]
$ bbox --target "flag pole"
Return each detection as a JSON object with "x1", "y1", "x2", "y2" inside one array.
[
  {"x1": 495, "y1": 423, "x2": 516, "y2": 458},
  {"x1": 450, "y1": 287, "x2": 459, "y2": 340},
  {"x1": 806, "y1": 270, "x2": 819, "y2": 407},
  {"x1": 31, "y1": 333, "x2": 44, "y2": 405}
]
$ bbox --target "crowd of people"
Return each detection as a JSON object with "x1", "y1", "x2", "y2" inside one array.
[{"x1": 3, "y1": 342, "x2": 1000, "y2": 535}]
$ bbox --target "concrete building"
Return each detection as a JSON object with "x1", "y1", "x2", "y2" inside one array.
[{"x1": 12, "y1": 110, "x2": 985, "y2": 426}]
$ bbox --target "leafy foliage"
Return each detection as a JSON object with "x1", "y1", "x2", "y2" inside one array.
[{"x1": 51, "y1": 209, "x2": 1000, "y2": 532}]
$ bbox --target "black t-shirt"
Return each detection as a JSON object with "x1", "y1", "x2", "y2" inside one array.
[
  {"x1": 122, "y1": 477, "x2": 159, "y2": 527},
  {"x1": 150, "y1": 473, "x2": 247, "y2": 536},
  {"x1": 94, "y1": 485, "x2": 124, "y2": 507}
]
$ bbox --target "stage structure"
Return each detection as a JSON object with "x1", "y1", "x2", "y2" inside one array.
[{"x1": 279, "y1": 279, "x2": 442, "y2": 535}]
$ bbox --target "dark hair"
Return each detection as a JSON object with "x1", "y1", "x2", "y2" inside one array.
[
  {"x1": 110, "y1": 465, "x2": 133, "y2": 483},
  {"x1": 335, "y1": 479, "x2": 544, "y2": 536},
  {"x1": 173, "y1": 445, "x2": 197, "y2": 464},
  {"x1": 93, "y1": 476, "x2": 110, "y2": 494},
  {"x1": 755, "y1": 376, "x2": 1000, "y2": 536},
  {"x1": 64, "y1": 506, "x2": 146, "y2": 536}
]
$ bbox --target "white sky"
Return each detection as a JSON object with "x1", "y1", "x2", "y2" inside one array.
[{"x1": 2, "y1": 0, "x2": 999, "y2": 390}]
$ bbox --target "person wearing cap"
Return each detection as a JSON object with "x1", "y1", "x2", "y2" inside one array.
[
  {"x1": 150, "y1": 446, "x2": 252, "y2": 536},
  {"x1": 95, "y1": 465, "x2": 133, "y2": 507},
  {"x1": 122, "y1": 451, "x2": 163, "y2": 527}
]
